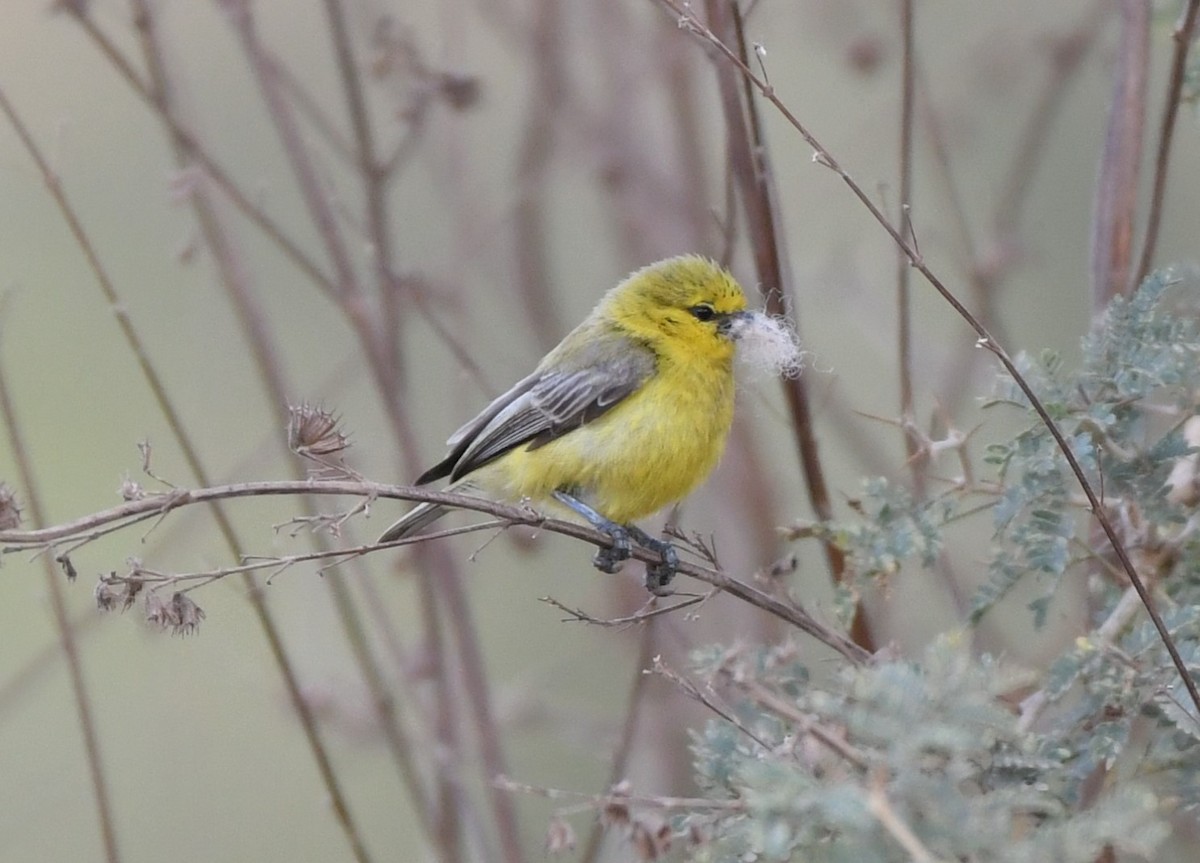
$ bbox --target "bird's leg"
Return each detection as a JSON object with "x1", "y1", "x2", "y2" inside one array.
[
  {"x1": 552, "y1": 492, "x2": 679, "y2": 591},
  {"x1": 553, "y1": 491, "x2": 631, "y2": 573},
  {"x1": 625, "y1": 524, "x2": 679, "y2": 595}
]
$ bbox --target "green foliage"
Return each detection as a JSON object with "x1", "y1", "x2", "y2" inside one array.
[
  {"x1": 683, "y1": 638, "x2": 1170, "y2": 862},
  {"x1": 977, "y1": 269, "x2": 1200, "y2": 620},
  {"x1": 655, "y1": 271, "x2": 1200, "y2": 860}
]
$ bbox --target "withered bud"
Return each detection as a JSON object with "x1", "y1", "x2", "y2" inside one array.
[
  {"x1": 118, "y1": 475, "x2": 145, "y2": 501},
  {"x1": 288, "y1": 403, "x2": 350, "y2": 457},
  {"x1": 97, "y1": 573, "x2": 142, "y2": 612},
  {"x1": 0, "y1": 483, "x2": 22, "y2": 531},
  {"x1": 601, "y1": 800, "x2": 631, "y2": 830},
  {"x1": 122, "y1": 579, "x2": 143, "y2": 612},
  {"x1": 57, "y1": 554, "x2": 78, "y2": 582},
  {"x1": 544, "y1": 816, "x2": 577, "y2": 854},
  {"x1": 138, "y1": 439, "x2": 153, "y2": 473}
]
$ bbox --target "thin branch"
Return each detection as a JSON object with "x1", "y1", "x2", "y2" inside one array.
[
  {"x1": 652, "y1": 656, "x2": 774, "y2": 751},
  {"x1": 495, "y1": 776, "x2": 744, "y2": 813},
  {"x1": 865, "y1": 772, "x2": 948, "y2": 863},
  {"x1": 0, "y1": 479, "x2": 868, "y2": 662},
  {"x1": 897, "y1": 0, "x2": 918, "y2": 476},
  {"x1": 735, "y1": 679, "x2": 869, "y2": 771},
  {"x1": 1134, "y1": 0, "x2": 1200, "y2": 284},
  {"x1": 654, "y1": 0, "x2": 1200, "y2": 717}
]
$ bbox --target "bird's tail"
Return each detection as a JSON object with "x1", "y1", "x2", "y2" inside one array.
[{"x1": 377, "y1": 481, "x2": 478, "y2": 544}]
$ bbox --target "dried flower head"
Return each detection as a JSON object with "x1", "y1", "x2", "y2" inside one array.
[
  {"x1": 0, "y1": 483, "x2": 22, "y2": 531},
  {"x1": 145, "y1": 591, "x2": 206, "y2": 636},
  {"x1": 288, "y1": 403, "x2": 350, "y2": 457}
]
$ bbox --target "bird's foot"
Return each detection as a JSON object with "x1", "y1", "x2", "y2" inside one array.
[
  {"x1": 627, "y1": 525, "x2": 679, "y2": 595},
  {"x1": 552, "y1": 490, "x2": 678, "y2": 590},
  {"x1": 591, "y1": 524, "x2": 632, "y2": 573}
]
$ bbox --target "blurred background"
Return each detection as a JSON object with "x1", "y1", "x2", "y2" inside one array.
[{"x1": 0, "y1": 0, "x2": 1197, "y2": 860}]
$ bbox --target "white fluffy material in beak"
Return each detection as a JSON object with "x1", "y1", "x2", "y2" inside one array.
[{"x1": 732, "y1": 311, "x2": 804, "y2": 379}]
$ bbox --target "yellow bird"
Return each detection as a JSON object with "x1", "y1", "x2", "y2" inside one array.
[{"x1": 379, "y1": 255, "x2": 755, "y2": 592}]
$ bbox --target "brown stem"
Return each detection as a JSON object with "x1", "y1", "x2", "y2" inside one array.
[
  {"x1": 896, "y1": 0, "x2": 917, "y2": 461},
  {"x1": 705, "y1": 0, "x2": 871, "y2": 651},
  {"x1": 1090, "y1": 0, "x2": 1149, "y2": 312},
  {"x1": 1134, "y1": 0, "x2": 1200, "y2": 285}
]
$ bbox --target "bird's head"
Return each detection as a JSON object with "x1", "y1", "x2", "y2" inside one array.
[{"x1": 603, "y1": 255, "x2": 751, "y2": 364}]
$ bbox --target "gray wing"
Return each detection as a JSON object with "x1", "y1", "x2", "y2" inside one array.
[{"x1": 417, "y1": 334, "x2": 655, "y2": 484}]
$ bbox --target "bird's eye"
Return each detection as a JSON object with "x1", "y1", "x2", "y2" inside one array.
[{"x1": 690, "y1": 304, "x2": 716, "y2": 322}]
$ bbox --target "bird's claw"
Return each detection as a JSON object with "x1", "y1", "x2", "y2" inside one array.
[
  {"x1": 591, "y1": 525, "x2": 632, "y2": 574},
  {"x1": 635, "y1": 531, "x2": 679, "y2": 594}
]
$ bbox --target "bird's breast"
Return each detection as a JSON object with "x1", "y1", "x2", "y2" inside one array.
[{"x1": 494, "y1": 356, "x2": 736, "y2": 524}]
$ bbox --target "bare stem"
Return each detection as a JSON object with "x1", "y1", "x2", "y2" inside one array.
[
  {"x1": 0, "y1": 479, "x2": 868, "y2": 663},
  {"x1": 1134, "y1": 0, "x2": 1200, "y2": 284},
  {"x1": 896, "y1": 0, "x2": 918, "y2": 475}
]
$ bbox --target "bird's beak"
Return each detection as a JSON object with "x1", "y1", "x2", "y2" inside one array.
[{"x1": 717, "y1": 310, "x2": 755, "y2": 339}]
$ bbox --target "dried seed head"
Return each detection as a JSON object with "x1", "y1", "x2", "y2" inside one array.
[
  {"x1": 288, "y1": 403, "x2": 350, "y2": 457},
  {"x1": 145, "y1": 592, "x2": 168, "y2": 628},
  {"x1": 145, "y1": 592, "x2": 206, "y2": 636},
  {"x1": 0, "y1": 483, "x2": 22, "y2": 531},
  {"x1": 171, "y1": 593, "x2": 206, "y2": 636}
]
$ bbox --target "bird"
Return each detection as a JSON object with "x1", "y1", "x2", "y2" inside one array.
[{"x1": 378, "y1": 254, "x2": 754, "y2": 592}]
